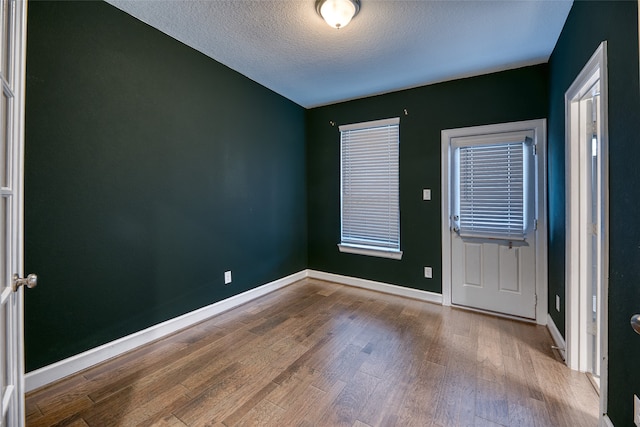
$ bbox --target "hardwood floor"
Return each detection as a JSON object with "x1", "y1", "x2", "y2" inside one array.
[{"x1": 26, "y1": 279, "x2": 599, "y2": 426}]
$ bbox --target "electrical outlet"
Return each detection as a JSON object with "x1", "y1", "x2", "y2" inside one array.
[
  {"x1": 556, "y1": 295, "x2": 560, "y2": 312},
  {"x1": 424, "y1": 267, "x2": 432, "y2": 279},
  {"x1": 422, "y1": 189, "x2": 431, "y2": 201},
  {"x1": 224, "y1": 271, "x2": 232, "y2": 285},
  {"x1": 634, "y1": 394, "x2": 640, "y2": 427}
]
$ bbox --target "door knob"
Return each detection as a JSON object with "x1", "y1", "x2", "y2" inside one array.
[
  {"x1": 12, "y1": 273, "x2": 37, "y2": 292},
  {"x1": 632, "y1": 314, "x2": 640, "y2": 335}
]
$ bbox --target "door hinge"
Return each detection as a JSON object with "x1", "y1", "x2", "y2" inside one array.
[
  {"x1": 534, "y1": 219, "x2": 538, "y2": 231},
  {"x1": 534, "y1": 294, "x2": 538, "y2": 306},
  {"x1": 533, "y1": 144, "x2": 537, "y2": 156}
]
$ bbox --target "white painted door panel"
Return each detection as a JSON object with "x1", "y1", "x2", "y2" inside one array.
[
  {"x1": 448, "y1": 126, "x2": 539, "y2": 320},
  {"x1": 0, "y1": 0, "x2": 26, "y2": 425},
  {"x1": 451, "y1": 235, "x2": 536, "y2": 318}
]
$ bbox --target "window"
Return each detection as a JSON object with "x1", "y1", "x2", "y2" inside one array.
[
  {"x1": 338, "y1": 117, "x2": 402, "y2": 259},
  {"x1": 452, "y1": 131, "x2": 534, "y2": 240}
]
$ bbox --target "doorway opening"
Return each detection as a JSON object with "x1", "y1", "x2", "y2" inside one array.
[{"x1": 565, "y1": 42, "x2": 608, "y2": 413}]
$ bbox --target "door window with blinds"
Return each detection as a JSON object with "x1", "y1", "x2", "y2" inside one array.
[
  {"x1": 338, "y1": 117, "x2": 402, "y2": 259},
  {"x1": 451, "y1": 131, "x2": 535, "y2": 240}
]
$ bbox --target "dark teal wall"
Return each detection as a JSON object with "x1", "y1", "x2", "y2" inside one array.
[
  {"x1": 24, "y1": 1, "x2": 307, "y2": 371},
  {"x1": 26, "y1": 3, "x2": 640, "y2": 423},
  {"x1": 547, "y1": 1, "x2": 640, "y2": 425},
  {"x1": 306, "y1": 66, "x2": 548, "y2": 292}
]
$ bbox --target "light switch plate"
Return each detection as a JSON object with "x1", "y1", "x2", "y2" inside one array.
[
  {"x1": 424, "y1": 267, "x2": 432, "y2": 279},
  {"x1": 423, "y1": 189, "x2": 431, "y2": 201},
  {"x1": 634, "y1": 394, "x2": 640, "y2": 427},
  {"x1": 224, "y1": 271, "x2": 232, "y2": 284}
]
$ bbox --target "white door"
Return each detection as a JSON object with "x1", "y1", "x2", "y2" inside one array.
[
  {"x1": 442, "y1": 120, "x2": 547, "y2": 322},
  {"x1": 0, "y1": 0, "x2": 28, "y2": 425}
]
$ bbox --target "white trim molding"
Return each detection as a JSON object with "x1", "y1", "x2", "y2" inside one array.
[
  {"x1": 25, "y1": 270, "x2": 307, "y2": 392},
  {"x1": 337, "y1": 244, "x2": 403, "y2": 260},
  {"x1": 26, "y1": 269, "x2": 443, "y2": 392},
  {"x1": 547, "y1": 313, "x2": 566, "y2": 361},
  {"x1": 24, "y1": 266, "x2": 613, "y2": 426},
  {"x1": 565, "y1": 41, "x2": 609, "y2": 372},
  {"x1": 306, "y1": 270, "x2": 442, "y2": 304},
  {"x1": 564, "y1": 41, "x2": 609, "y2": 426}
]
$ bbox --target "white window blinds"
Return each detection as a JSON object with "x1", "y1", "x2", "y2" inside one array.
[
  {"x1": 339, "y1": 117, "x2": 400, "y2": 254},
  {"x1": 453, "y1": 133, "x2": 533, "y2": 240}
]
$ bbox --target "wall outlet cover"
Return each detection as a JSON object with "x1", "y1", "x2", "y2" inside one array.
[
  {"x1": 224, "y1": 271, "x2": 232, "y2": 284},
  {"x1": 423, "y1": 189, "x2": 431, "y2": 201},
  {"x1": 556, "y1": 295, "x2": 560, "y2": 312},
  {"x1": 424, "y1": 267, "x2": 432, "y2": 279}
]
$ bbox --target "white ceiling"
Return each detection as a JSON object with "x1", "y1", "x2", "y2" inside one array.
[{"x1": 105, "y1": 0, "x2": 573, "y2": 108}]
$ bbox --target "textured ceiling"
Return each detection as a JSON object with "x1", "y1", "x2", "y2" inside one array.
[{"x1": 105, "y1": 0, "x2": 573, "y2": 108}]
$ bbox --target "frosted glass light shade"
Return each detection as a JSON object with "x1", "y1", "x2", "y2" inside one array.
[{"x1": 317, "y1": 0, "x2": 361, "y2": 29}]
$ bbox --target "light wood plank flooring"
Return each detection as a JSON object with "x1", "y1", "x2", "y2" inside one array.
[{"x1": 26, "y1": 279, "x2": 598, "y2": 426}]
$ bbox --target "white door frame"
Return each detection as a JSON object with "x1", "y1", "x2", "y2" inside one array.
[
  {"x1": 441, "y1": 119, "x2": 548, "y2": 325},
  {"x1": 0, "y1": 0, "x2": 28, "y2": 424},
  {"x1": 564, "y1": 41, "x2": 608, "y2": 422},
  {"x1": 15, "y1": 1, "x2": 27, "y2": 423}
]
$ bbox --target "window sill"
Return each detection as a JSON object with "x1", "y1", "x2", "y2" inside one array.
[{"x1": 337, "y1": 244, "x2": 403, "y2": 260}]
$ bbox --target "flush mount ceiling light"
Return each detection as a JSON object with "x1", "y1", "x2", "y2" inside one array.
[{"x1": 316, "y1": 0, "x2": 361, "y2": 29}]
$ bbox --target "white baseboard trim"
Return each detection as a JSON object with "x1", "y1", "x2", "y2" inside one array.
[
  {"x1": 547, "y1": 313, "x2": 566, "y2": 361},
  {"x1": 25, "y1": 269, "x2": 442, "y2": 392},
  {"x1": 25, "y1": 270, "x2": 307, "y2": 392},
  {"x1": 602, "y1": 414, "x2": 614, "y2": 427},
  {"x1": 306, "y1": 270, "x2": 443, "y2": 304}
]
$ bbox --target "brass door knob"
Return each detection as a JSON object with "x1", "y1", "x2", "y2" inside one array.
[{"x1": 12, "y1": 273, "x2": 37, "y2": 292}]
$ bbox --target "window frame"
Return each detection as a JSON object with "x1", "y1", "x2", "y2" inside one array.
[
  {"x1": 337, "y1": 117, "x2": 402, "y2": 260},
  {"x1": 451, "y1": 130, "x2": 535, "y2": 241}
]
